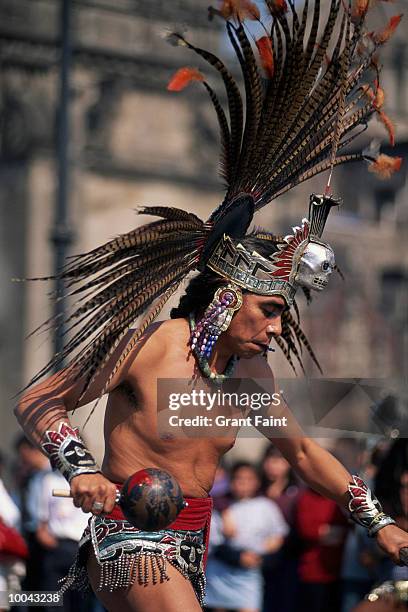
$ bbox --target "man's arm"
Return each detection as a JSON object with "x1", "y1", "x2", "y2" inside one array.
[
  {"x1": 270, "y1": 413, "x2": 408, "y2": 565},
  {"x1": 14, "y1": 331, "x2": 136, "y2": 515},
  {"x1": 272, "y1": 435, "x2": 350, "y2": 506},
  {"x1": 247, "y1": 358, "x2": 408, "y2": 565}
]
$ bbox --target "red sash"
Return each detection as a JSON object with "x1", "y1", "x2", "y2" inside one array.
[{"x1": 105, "y1": 486, "x2": 213, "y2": 566}]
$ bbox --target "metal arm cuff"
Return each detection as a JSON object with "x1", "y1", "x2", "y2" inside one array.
[
  {"x1": 348, "y1": 475, "x2": 395, "y2": 537},
  {"x1": 41, "y1": 422, "x2": 100, "y2": 483}
]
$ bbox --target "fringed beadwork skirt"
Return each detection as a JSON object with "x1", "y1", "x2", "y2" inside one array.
[{"x1": 60, "y1": 515, "x2": 207, "y2": 606}]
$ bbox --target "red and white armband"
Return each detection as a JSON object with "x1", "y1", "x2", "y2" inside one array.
[
  {"x1": 41, "y1": 422, "x2": 100, "y2": 483},
  {"x1": 348, "y1": 475, "x2": 395, "y2": 537}
]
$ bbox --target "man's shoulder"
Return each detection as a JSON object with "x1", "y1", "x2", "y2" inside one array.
[
  {"x1": 125, "y1": 318, "x2": 189, "y2": 368},
  {"x1": 139, "y1": 318, "x2": 189, "y2": 348},
  {"x1": 112, "y1": 319, "x2": 190, "y2": 388},
  {"x1": 152, "y1": 318, "x2": 189, "y2": 336}
]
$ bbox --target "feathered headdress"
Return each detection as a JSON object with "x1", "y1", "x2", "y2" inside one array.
[{"x1": 28, "y1": 0, "x2": 402, "y2": 396}]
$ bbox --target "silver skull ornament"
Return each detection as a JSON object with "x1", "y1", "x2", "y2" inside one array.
[{"x1": 295, "y1": 241, "x2": 335, "y2": 291}]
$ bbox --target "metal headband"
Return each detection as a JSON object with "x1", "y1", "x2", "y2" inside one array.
[{"x1": 206, "y1": 234, "x2": 297, "y2": 305}]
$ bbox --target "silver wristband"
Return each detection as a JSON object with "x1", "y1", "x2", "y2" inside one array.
[
  {"x1": 41, "y1": 422, "x2": 100, "y2": 483},
  {"x1": 348, "y1": 475, "x2": 395, "y2": 538}
]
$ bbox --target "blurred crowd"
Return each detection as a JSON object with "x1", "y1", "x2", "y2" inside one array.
[
  {"x1": 0, "y1": 436, "x2": 102, "y2": 612},
  {"x1": 0, "y1": 436, "x2": 407, "y2": 612},
  {"x1": 204, "y1": 438, "x2": 408, "y2": 612}
]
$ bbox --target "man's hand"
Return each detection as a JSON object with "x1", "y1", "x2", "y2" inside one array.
[
  {"x1": 36, "y1": 523, "x2": 57, "y2": 550},
  {"x1": 240, "y1": 551, "x2": 262, "y2": 568},
  {"x1": 376, "y1": 524, "x2": 408, "y2": 565},
  {"x1": 70, "y1": 473, "x2": 118, "y2": 515}
]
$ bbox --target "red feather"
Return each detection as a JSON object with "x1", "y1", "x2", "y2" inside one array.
[
  {"x1": 167, "y1": 67, "x2": 205, "y2": 92},
  {"x1": 219, "y1": 0, "x2": 260, "y2": 20},
  {"x1": 373, "y1": 14, "x2": 403, "y2": 44},
  {"x1": 374, "y1": 85, "x2": 385, "y2": 109},
  {"x1": 352, "y1": 0, "x2": 370, "y2": 19},
  {"x1": 361, "y1": 84, "x2": 375, "y2": 105},
  {"x1": 268, "y1": 0, "x2": 288, "y2": 14},
  {"x1": 378, "y1": 111, "x2": 396, "y2": 146},
  {"x1": 361, "y1": 83, "x2": 385, "y2": 109},
  {"x1": 368, "y1": 154, "x2": 402, "y2": 179},
  {"x1": 256, "y1": 36, "x2": 275, "y2": 78}
]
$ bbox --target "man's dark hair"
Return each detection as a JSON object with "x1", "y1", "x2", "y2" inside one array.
[
  {"x1": 170, "y1": 270, "x2": 225, "y2": 319},
  {"x1": 170, "y1": 235, "x2": 278, "y2": 319}
]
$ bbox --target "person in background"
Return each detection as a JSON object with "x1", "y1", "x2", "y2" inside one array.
[
  {"x1": 295, "y1": 486, "x2": 349, "y2": 612},
  {"x1": 341, "y1": 442, "x2": 389, "y2": 612},
  {"x1": 260, "y1": 444, "x2": 302, "y2": 612},
  {"x1": 375, "y1": 439, "x2": 408, "y2": 528},
  {"x1": 375, "y1": 439, "x2": 408, "y2": 584},
  {"x1": 13, "y1": 435, "x2": 51, "y2": 603},
  {"x1": 205, "y1": 462, "x2": 288, "y2": 612},
  {"x1": 0, "y1": 450, "x2": 27, "y2": 612},
  {"x1": 356, "y1": 438, "x2": 408, "y2": 608},
  {"x1": 0, "y1": 450, "x2": 21, "y2": 530},
  {"x1": 396, "y1": 471, "x2": 408, "y2": 532},
  {"x1": 13, "y1": 439, "x2": 105, "y2": 612},
  {"x1": 33, "y1": 470, "x2": 91, "y2": 612},
  {"x1": 260, "y1": 444, "x2": 301, "y2": 525},
  {"x1": 211, "y1": 462, "x2": 232, "y2": 513}
]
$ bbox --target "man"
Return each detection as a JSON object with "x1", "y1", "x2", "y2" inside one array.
[
  {"x1": 14, "y1": 284, "x2": 408, "y2": 612},
  {"x1": 14, "y1": 2, "x2": 407, "y2": 611}
]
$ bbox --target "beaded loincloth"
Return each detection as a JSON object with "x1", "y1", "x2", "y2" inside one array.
[{"x1": 60, "y1": 515, "x2": 207, "y2": 606}]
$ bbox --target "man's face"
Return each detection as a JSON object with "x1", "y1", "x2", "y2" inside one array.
[{"x1": 222, "y1": 293, "x2": 285, "y2": 358}]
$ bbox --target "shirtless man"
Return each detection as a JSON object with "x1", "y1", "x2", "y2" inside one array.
[
  {"x1": 15, "y1": 288, "x2": 408, "y2": 612},
  {"x1": 14, "y1": 2, "x2": 407, "y2": 609}
]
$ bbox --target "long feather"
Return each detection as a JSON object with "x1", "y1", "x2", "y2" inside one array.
[
  {"x1": 203, "y1": 82, "x2": 233, "y2": 182},
  {"x1": 77, "y1": 280, "x2": 183, "y2": 407},
  {"x1": 228, "y1": 21, "x2": 263, "y2": 189},
  {"x1": 24, "y1": 207, "x2": 206, "y2": 391},
  {"x1": 326, "y1": 3, "x2": 353, "y2": 191},
  {"x1": 171, "y1": 33, "x2": 243, "y2": 180}
]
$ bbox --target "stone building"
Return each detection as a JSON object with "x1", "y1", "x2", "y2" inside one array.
[{"x1": 0, "y1": 0, "x2": 407, "y2": 463}]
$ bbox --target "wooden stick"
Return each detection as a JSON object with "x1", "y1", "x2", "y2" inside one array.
[
  {"x1": 52, "y1": 489, "x2": 72, "y2": 498},
  {"x1": 52, "y1": 488, "x2": 122, "y2": 504}
]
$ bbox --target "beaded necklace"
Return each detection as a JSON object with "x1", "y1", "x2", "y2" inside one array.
[{"x1": 189, "y1": 313, "x2": 237, "y2": 384}]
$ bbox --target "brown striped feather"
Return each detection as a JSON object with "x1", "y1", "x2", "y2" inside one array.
[{"x1": 174, "y1": 33, "x2": 243, "y2": 176}]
